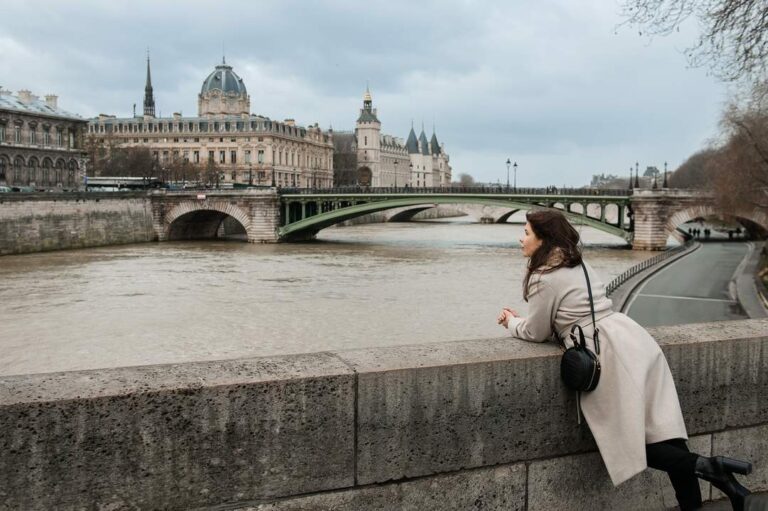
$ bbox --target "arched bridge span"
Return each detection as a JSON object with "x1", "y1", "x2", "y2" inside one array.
[{"x1": 277, "y1": 190, "x2": 633, "y2": 242}]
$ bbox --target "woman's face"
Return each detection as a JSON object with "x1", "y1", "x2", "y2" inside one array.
[{"x1": 520, "y1": 221, "x2": 543, "y2": 257}]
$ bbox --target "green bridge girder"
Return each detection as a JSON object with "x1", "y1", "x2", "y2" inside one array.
[{"x1": 277, "y1": 193, "x2": 633, "y2": 242}]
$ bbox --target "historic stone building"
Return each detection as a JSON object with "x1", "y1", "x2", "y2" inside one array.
[
  {"x1": 333, "y1": 88, "x2": 451, "y2": 187},
  {"x1": 0, "y1": 87, "x2": 88, "y2": 189},
  {"x1": 88, "y1": 57, "x2": 334, "y2": 188}
]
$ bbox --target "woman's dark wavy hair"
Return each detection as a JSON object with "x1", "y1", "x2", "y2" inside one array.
[{"x1": 523, "y1": 209, "x2": 583, "y2": 301}]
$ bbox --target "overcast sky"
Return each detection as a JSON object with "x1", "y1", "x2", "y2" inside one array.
[{"x1": 1, "y1": 0, "x2": 735, "y2": 186}]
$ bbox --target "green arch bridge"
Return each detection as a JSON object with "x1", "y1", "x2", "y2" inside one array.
[{"x1": 277, "y1": 187, "x2": 634, "y2": 241}]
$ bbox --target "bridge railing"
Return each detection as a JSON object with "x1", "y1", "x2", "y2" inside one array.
[
  {"x1": 279, "y1": 186, "x2": 632, "y2": 197},
  {"x1": 605, "y1": 241, "x2": 694, "y2": 296}
]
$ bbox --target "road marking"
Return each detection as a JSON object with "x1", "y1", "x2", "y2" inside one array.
[{"x1": 635, "y1": 293, "x2": 737, "y2": 303}]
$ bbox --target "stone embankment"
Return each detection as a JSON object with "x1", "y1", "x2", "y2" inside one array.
[
  {"x1": 0, "y1": 319, "x2": 766, "y2": 510},
  {"x1": 0, "y1": 192, "x2": 155, "y2": 255}
]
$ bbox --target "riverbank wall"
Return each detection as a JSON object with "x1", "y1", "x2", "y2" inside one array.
[
  {"x1": 1, "y1": 318, "x2": 766, "y2": 510},
  {"x1": 0, "y1": 192, "x2": 155, "y2": 255}
]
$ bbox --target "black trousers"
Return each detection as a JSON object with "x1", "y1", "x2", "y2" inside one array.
[{"x1": 646, "y1": 438, "x2": 702, "y2": 510}]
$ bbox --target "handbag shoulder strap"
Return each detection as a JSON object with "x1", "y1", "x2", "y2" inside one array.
[{"x1": 579, "y1": 261, "x2": 600, "y2": 355}]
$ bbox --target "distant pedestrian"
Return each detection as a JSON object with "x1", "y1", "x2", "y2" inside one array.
[
  {"x1": 728, "y1": 230, "x2": 734, "y2": 240},
  {"x1": 736, "y1": 227, "x2": 742, "y2": 238}
]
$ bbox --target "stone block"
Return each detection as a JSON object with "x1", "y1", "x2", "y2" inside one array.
[
  {"x1": 335, "y1": 338, "x2": 597, "y2": 485},
  {"x1": 712, "y1": 424, "x2": 768, "y2": 498},
  {"x1": 651, "y1": 320, "x2": 768, "y2": 435},
  {"x1": 0, "y1": 352, "x2": 355, "y2": 511},
  {"x1": 528, "y1": 435, "x2": 711, "y2": 511},
  {"x1": 239, "y1": 463, "x2": 526, "y2": 511}
]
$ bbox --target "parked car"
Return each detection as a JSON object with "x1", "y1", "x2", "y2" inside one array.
[{"x1": 0, "y1": 186, "x2": 11, "y2": 193}]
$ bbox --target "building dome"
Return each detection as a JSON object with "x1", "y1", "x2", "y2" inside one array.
[{"x1": 200, "y1": 61, "x2": 247, "y2": 96}]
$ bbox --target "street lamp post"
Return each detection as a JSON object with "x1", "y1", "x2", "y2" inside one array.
[
  {"x1": 409, "y1": 162, "x2": 413, "y2": 188},
  {"x1": 629, "y1": 166, "x2": 633, "y2": 190},
  {"x1": 663, "y1": 161, "x2": 668, "y2": 188},
  {"x1": 513, "y1": 161, "x2": 518, "y2": 191},
  {"x1": 506, "y1": 158, "x2": 511, "y2": 192},
  {"x1": 394, "y1": 159, "x2": 398, "y2": 189}
]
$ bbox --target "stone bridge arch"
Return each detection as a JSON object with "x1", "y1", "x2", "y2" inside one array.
[
  {"x1": 162, "y1": 201, "x2": 252, "y2": 241},
  {"x1": 665, "y1": 204, "x2": 768, "y2": 242}
]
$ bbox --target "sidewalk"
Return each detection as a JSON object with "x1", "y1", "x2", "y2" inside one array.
[
  {"x1": 734, "y1": 242, "x2": 768, "y2": 319},
  {"x1": 702, "y1": 492, "x2": 768, "y2": 509}
]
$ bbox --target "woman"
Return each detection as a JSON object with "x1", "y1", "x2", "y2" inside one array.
[{"x1": 497, "y1": 209, "x2": 752, "y2": 511}]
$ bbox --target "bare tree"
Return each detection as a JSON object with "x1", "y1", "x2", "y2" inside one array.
[
  {"x1": 99, "y1": 147, "x2": 158, "y2": 183},
  {"x1": 456, "y1": 173, "x2": 475, "y2": 186},
  {"x1": 621, "y1": 0, "x2": 768, "y2": 82},
  {"x1": 711, "y1": 85, "x2": 768, "y2": 210},
  {"x1": 669, "y1": 147, "x2": 720, "y2": 188}
]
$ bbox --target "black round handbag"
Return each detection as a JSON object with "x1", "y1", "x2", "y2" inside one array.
[
  {"x1": 559, "y1": 262, "x2": 601, "y2": 392},
  {"x1": 560, "y1": 324, "x2": 601, "y2": 391}
]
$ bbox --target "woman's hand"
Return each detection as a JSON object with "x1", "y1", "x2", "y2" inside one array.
[{"x1": 497, "y1": 307, "x2": 520, "y2": 328}]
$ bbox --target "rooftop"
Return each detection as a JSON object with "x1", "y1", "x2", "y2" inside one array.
[{"x1": 0, "y1": 87, "x2": 83, "y2": 121}]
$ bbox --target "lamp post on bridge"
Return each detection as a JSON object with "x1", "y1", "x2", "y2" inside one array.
[
  {"x1": 513, "y1": 161, "x2": 518, "y2": 191},
  {"x1": 629, "y1": 166, "x2": 633, "y2": 191},
  {"x1": 506, "y1": 158, "x2": 511, "y2": 192},
  {"x1": 634, "y1": 161, "x2": 640, "y2": 188},
  {"x1": 394, "y1": 159, "x2": 398, "y2": 189},
  {"x1": 409, "y1": 161, "x2": 413, "y2": 188},
  {"x1": 663, "y1": 161, "x2": 668, "y2": 188}
]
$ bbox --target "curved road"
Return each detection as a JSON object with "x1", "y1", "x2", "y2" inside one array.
[{"x1": 626, "y1": 242, "x2": 752, "y2": 327}]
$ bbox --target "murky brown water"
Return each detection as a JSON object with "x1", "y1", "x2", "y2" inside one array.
[{"x1": 0, "y1": 217, "x2": 656, "y2": 376}]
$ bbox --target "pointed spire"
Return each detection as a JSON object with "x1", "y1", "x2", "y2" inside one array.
[
  {"x1": 143, "y1": 49, "x2": 155, "y2": 117},
  {"x1": 406, "y1": 125, "x2": 419, "y2": 154},
  {"x1": 418, "y1": 122, "x2": 429, "y2": 155}
]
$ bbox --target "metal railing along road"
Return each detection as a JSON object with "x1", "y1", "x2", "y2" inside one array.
[
  {"x1": 279, "y1": 186, "x2": 633, "y2": 197},
  {"x1": 605, "y1": 241, "x2": 695, "y2": 296}
]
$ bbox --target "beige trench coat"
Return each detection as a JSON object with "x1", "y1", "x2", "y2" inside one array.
[{"x1": 506, "y1": 262, "x2": 688, "y2": 486}]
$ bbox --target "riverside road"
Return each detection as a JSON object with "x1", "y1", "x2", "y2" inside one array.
[{"x1": 626, "y1": 242, "x2": 752, "y2": 327}]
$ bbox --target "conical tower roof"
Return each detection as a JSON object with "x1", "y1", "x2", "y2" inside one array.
[
  {"x1": 418, "y1": 128, "x2": 429, "y2": 155},
  {"x1": 430, "y1": 131, "x2": 441, "y2": 155},
  {"x1": 406, "y1": 126, "x2": 419, "y2": 154}
]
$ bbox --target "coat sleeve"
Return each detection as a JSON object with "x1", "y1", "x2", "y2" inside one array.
[{"x1": 507, "y1": 278, "x2": 558, "y2": 342}]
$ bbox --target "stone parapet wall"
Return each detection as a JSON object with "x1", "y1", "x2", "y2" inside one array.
[
  {"x1": 0, "y1": 319, "x2": 766, "y2": 510},
  {"x1": 0, "y1": 192, "x2": 155, "y2": 255}
]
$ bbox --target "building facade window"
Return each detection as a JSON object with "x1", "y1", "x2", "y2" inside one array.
[
  {"x1": 219, "y1": 150, "x2": 225, "y2": 164},
  {"x1": 258, "y1": 149, "x2": 264, "y2": 164},
  {"x1": 28, "y1": 160, "x2": 36, "y2": 183},
  {"x1": 230, "y1": 150, "x2": 237, "y2": 164},
  {"x1": 56, "y1": 129, "x2": 63, "y2": 146},
  {"x1": 14, "y1": 157, "x2": 23, "y2": 183},
  {"x1": 68, "y1": 161, "x2": 76, "y2": 186},
  {"x1": 14, "y1": 125, "x2": 21, "y2": 143},
  {"x1": 0, "y1": 125, "x2": 5, "y2": 143},
  {"x1": 193, "y1": 151, "x2": 200, "y2": 164},
  {"x1": 208, "y1": 150, "x2": 214, "y2": 162},
  {"x1": 244, "y1": 150, "x2": 251, "y2": 163}
]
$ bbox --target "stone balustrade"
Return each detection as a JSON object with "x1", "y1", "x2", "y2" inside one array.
[{"x1": 1, "y1": 319, "x2": 766, "y2": 510}]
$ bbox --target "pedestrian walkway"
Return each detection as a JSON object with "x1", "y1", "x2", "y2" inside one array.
[
  {"x1": 702, "y1": 492, "x2": 768, "y2": 509},
  {"x1": 626, "y1": 242, "x2": 751, "y2": 327}
]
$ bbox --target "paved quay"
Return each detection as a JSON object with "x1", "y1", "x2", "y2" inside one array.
[{"x1": 626, "y1": 242, "x2": 757, "y2": 327}]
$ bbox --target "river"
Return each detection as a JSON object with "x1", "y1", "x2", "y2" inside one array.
[{"x1": 0, "y1": 217, "x2": 657, "y2": 376}]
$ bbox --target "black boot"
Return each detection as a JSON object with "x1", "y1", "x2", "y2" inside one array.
[{"x1": 694, "y1": 456, "x2": 752, "y2": 511}]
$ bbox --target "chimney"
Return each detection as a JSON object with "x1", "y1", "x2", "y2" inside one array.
[
  {"x1": 45, "y1": 94, "x2": 58, "y2": 109},
  {"x1": 17, "y1": 89, "x2": 32, "y2": 103},
  {"x1": 284, "y1": 118, "x2": 295, "y2": 126}
]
